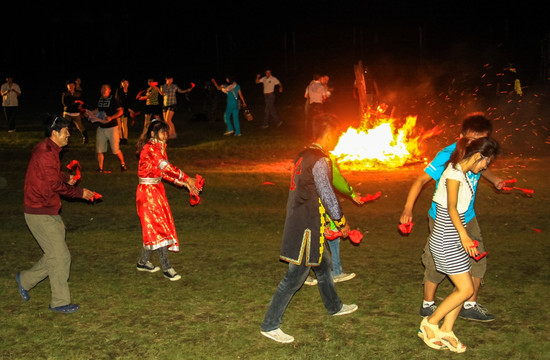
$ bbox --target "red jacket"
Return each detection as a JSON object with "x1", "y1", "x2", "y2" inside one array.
[{"x1": 24, "y1": 138, "x2": 83, "y2": 215}]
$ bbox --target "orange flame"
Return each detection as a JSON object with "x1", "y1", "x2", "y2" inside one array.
[{"x1": 332, "y1": 115, "x2": 441, "y2": 170}]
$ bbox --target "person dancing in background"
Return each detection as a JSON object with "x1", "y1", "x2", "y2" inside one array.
[
  {"x1": 137, "y1": 78, "x2": 162, "y2": 137},
  {"x1": 114, "y1": 78, "x2": 136, "y2": 145},
  {"x1": 418, "y1": 136, "x2": 499, "y2": 353},
  {"x1": 159, "y1": 75, "x2": 194, "y2": 139},
  {"x1": 135, "y1": 120, "x2": 200, "y2": 281},
  {"x1": 211, "y1": 74, "x2": 246, "y2": 137},
  {"x1": 62, "y1": 79, "x2": 88, "y2": 143},
  {"x1": 255, "y1": 69, "x2": 283, "y2": 129}
]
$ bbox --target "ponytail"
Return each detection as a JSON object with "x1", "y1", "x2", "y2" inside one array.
[{"x1": 449, "y1": 137, "x2": 472, "y2": 169}]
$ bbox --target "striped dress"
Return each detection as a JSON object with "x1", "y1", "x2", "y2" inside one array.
[{"x1": 429, "y1": 163, "x2": 474, "y2": 275}]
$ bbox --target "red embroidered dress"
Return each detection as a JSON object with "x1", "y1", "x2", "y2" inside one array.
[{"x1": 136, "y1": 140, "x2": 188, "y2": 252}]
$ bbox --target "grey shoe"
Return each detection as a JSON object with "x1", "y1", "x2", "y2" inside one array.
[
  {"x1": 333, "y1": 272, "x2": 356, "y2": 283},
  {"x1": 332, "y1": 304, "x2": 358, "y2": 316},
  {"x1": 304, "y1": 275, "x2": 317, "y2": 286},
  {"x1": 459, "y1": 303, "x2": 495, "y2": 322},
  {"x1": 419, "y1": 303, "x2": 437, "y2": 317}
]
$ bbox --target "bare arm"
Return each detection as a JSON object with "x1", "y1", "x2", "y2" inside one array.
[
  {"x1": 107, "y1": 107, "x2": 124, "y2": 122},
  {"x1": 238, "y1": 89, "x2": 246, "y2": 107},
  {"x1": 481, "y1": 169, "x2": 505, "y2": 190},
  {"x1": 400, "y1": 172, "x2": 433, "y2": 224},
  {"x1": 211, "y1": 79, "x2": 222, "y2": 91}
]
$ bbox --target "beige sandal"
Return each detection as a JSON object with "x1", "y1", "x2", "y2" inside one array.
[
  {"x1": 439, "y1": 330, "x2": 467, "y2": 353},
  {"x1": 418, "y1": 318, "x2": 447, "y2": 350}
]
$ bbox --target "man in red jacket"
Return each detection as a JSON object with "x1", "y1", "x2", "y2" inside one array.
[{"x1": 16, "y1": 115, "x2": 95, "y2": 314}]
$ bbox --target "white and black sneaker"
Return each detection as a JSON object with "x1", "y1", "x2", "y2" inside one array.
[
  {"x1": 136, "y1": 261, "x2": 160, "y2": 273},
  {"x1": 163, "y1": 268, "x2": 181, "y2": 281}
]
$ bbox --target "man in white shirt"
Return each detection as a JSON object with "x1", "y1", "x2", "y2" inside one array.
[
  {"x1": 256, "y1": 69, "x2": 283, "y2": 129},
  {"x1": 304, "y1": 74, "x2": 327, "y2": 139}
]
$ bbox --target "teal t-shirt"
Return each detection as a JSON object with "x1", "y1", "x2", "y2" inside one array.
[{"x1": 425, "y1": 143, "x2": 480, "y2": 222}]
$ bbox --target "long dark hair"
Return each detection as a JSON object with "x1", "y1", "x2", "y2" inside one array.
[
  {"x1": 135, "y1": 120, "x2": 170, "y2": 158},
  {"x1": 449, "y1": 136, "x2": 499, "y2": 169}
]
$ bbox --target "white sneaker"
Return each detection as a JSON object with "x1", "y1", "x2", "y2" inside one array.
[
  {"x1": 223, "y1": 130, "x2": 235, "y2": 136},
  {"x1": 304, "y1": 276, "x2": 317, "y2": 286},
  {"x1": 333, "y1": 272, "x2": 356, "y2": 283},
  {"x1": 260, "y1": 328, "x2": 294, "y2": 343},
  {"x1": 332, "y1": 304, "x2": 358, "y2": 316}
]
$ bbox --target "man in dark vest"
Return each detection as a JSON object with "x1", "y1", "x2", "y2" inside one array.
[{"x1": 260, "y1": 113, "x2": 358, "y2": 343}]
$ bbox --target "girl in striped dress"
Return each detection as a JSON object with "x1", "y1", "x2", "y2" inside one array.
[{"x1": 418, "y1": 137, "x2": 499, "y2": 353}]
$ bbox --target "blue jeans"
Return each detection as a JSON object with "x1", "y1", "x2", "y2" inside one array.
[
  {"x1": 263, "y1": 92, "x2": 280, "y2": 126},
  {"x1": 328, "y1": 237, "x2": 343, "y2": 276},
  {"x1": 261, "y1": 250, "x2": 343, "y2": 331}
]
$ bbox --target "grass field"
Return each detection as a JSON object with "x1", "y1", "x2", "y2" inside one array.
[{"x1": 1, "y1": 95, "x2": 549, "y2": 359}]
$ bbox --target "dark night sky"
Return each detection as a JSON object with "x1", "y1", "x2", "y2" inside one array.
[{"x1": 2, "y1": 1, "x2": 549, "y2": 109}]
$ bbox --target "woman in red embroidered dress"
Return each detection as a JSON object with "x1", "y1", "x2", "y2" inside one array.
[{"x1": 135, "y1": 120, "x2": 199, "y2": 281}]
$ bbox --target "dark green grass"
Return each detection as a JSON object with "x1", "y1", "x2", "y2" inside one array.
[{"x1": 1, "y1": 106, "x2": 550, "y2": 359}]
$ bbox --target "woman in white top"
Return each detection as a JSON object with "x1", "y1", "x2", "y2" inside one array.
[{"x1": 419, "y1": 136, "x2": 499, "y2": 353}]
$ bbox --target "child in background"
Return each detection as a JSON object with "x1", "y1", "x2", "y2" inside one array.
[{"x1": 135, "y1": 120, "x2": 200, "y2": 281}]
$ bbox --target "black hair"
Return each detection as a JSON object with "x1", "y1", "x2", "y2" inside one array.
[
  {"x1": 44, "y1": 114, "x2": 70, "y2": 137},
  {"x1": 461, "y1": 112, "x2": 492, "y2": 136},
  {"x1": 449, "y1": 136, "x2": 500, "y2": 169},
  {"x1": 135, "y1": 120, "x2": 170, "y2": 158},
  {"x1": 312, "y1": 113, "x2": 341, "y2": 140}
]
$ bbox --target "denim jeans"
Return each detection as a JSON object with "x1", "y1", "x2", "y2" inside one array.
[
  {"x1": 263, "y1": 92, "x2": 280, "y2": 126},
  {"x1": 261, "y1": 250, "x2": 343, "y2": 331},
  {"x1": 328, "y1": 237, "x2": 343, "y2": 276}
]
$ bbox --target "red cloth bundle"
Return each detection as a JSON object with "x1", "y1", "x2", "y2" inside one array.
[
  {"x1": 190, "y1": 174, "x2": 205, "y2": 206},
  {"x1": 324, "y1": 229, "x2": 363, "y2": 244},
  {"x1": 470, "y1": 240, "x2": 487, "y2": 261},
  {"x1": 359, "y1": 191, "x2": 381, "y2": 203},
  {"x1": 66, "y1": 160, "x2": 81, "y2": 183},
  {"x1": 399, "y1": 221, "x2": 414, "y2": 234}
]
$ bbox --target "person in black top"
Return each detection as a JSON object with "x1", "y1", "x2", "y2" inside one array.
[
  {"x1": 114, "y1": 79, "x2": 136, "y2": 145},
  {"x1": 62, "y1": 80, "x2": 88, "y2": 143},
  {"x1": 91, "y1": 84, "x2": 127, "y2": 172}
]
